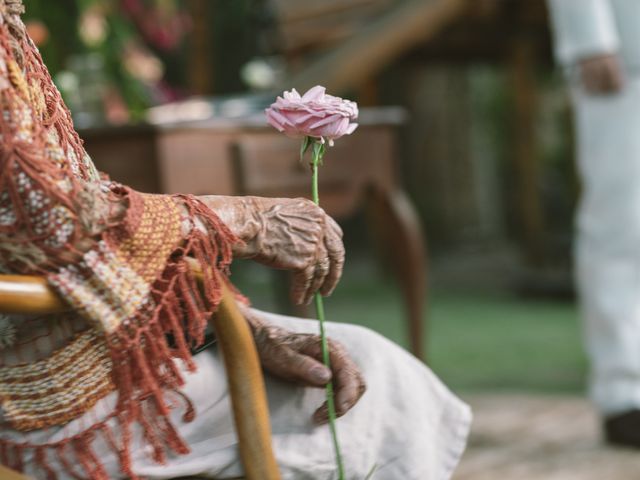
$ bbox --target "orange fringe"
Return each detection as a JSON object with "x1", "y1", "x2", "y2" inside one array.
[
  {"x1": 0, "y1": 5, "x2": 243, "y2": 476},
  {"x1": 0, "y1": 195, "x2": 239, "y2": 479}
]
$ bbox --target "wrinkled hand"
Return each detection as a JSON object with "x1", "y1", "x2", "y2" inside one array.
[
  {"x1": 579, "y1": 54, "x2": 625, "y2": 95},
  {"x1": 201, "y1": 195, "x2": 344, "y2": 305},
  {"x1": 243, "y1": 307, "x2": 366, "y2": 424}
]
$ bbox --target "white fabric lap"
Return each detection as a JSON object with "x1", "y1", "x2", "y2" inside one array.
[{"x1": 13, "y1": 311, "x2": 471, "y2": 480}]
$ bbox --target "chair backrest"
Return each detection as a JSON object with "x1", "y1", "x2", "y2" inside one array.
[{"x1": 0, "y1": 267, "x2": 281, "y2": 480}]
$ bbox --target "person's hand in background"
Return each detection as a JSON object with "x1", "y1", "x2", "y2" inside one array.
[{"x1": 579, "y1": 53, "x2": 625, "y2": 95}]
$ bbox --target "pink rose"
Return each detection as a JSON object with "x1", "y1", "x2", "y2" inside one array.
[{"x1": 265, "y1": 86, "x2": 358, "y2": 146}]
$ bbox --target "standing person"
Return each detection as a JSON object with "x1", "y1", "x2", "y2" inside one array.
[{"x1": 547, "y1": 0, "x2": 640, "y2": 446}]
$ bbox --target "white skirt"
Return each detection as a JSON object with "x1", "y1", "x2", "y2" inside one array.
[{"x1": 13, "y1": 310, "x2": 471, "y2": 480}]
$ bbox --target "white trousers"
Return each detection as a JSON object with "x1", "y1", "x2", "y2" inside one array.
[
  {"x1": 15, "y1": 311, "x2": 471, "y2": 480},
  {"x1": 573, "y1": 77, "x2": 640, "y2": 414}
]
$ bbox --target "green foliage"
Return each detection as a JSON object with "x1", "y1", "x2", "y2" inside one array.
[
  {"x1": 23, "y1": 0, "x2": 81, "y2": 75},
  {"x1": 210, "y1": 0, "x2": 257, "y2": 94},
  {"x1": 96, "y1": 8, "x2": 149, "y2": 118},
  {"x1": 24, "y1": 0, "x2": 186, "y2": 121}
]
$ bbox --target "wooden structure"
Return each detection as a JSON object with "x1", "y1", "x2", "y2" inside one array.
[
  {"x1": 263, "y1": 0, "x2": 553, "y2": 263},
  {"x1": 0, "y1": 261, "x2": 281, "y2": 480},
  {"x1": 266, "y1": 0, "x2": 550, "y2": 90},
  {"x1": 0, "y1": 465, "x2": 29, "y2": 480},
  {"x1": 81, "y1": 107, "x2": 428, "y2": 360}
]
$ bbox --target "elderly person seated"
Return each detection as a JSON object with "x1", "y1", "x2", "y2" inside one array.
[{"x1": 0, "y1": 1, "x2": 470, "y2": 479}]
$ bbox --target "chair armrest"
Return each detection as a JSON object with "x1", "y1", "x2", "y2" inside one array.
[
  {"x1": 0, "y1": 275, "x2": 68, "y2": 314},
  {"x1": 0, "y1": 465, "x2": 30, "y2": 480},
  {"x1": 213, "y1": 283, "x2": 281, "y2": 480},
  {"x1": 0, "y1": 265, "x2": 281, "y2": 480}
]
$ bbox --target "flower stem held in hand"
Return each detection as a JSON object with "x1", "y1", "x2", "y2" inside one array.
[
  {"x1": 267, "y1": 86, "x2": 358, "y2": 479},
  {"x1": 308, "y1": 138, "x2": 345, "y2": 480}
]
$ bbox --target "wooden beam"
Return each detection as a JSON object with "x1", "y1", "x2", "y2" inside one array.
[
  {"x1": 0, "y1": 465, "x2": 31, "y2": 479},
  {"x1": 278, "y1": 4, "x2": 391, "y2": 54},
  {"x1": 508, "y1": 36, "x2": 546, "y2": 265},
  {"x1": 186, "y1": 0, "x2": 213, "y2": 95},
  {"x1": 281, "y1": 0, "x2": 467, "y2": 93},
  {"x1": 275, "y1": 0, "x2": 390, "y2": 24},
  {"x1": 402, "y1": 23, "x2": 552, "y2": 65}
]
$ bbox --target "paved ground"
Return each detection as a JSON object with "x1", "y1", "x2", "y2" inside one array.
[{"x1": 454, "y1": 394, "x2": 640, "y2": 480}]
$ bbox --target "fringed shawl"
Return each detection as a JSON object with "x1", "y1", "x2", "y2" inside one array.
[{"x1": 0, "y1": 2, "x2": 239, "y2": 478}]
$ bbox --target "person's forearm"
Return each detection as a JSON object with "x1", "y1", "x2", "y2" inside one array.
[
  {"x1": 59, "y1": 190, "x2": 128, "y2": 263},
  {"x1": 547, "y1": 0, "x2": 620, "y2": 66},
  {"x1": 196, "y1": 195, "x2": 261, "y2": 255}
]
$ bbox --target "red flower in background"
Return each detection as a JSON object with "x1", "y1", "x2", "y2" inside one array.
[
  {"x1": 120, "y1": 0, "x2": 191, "y2": 51},
  {"x1": 25, "y1": 20, "x2": 49, "y2": 46}
]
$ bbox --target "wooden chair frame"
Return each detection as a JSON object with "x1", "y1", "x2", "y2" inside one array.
[{"x1": 0, "y1": 263, "x2": 281, "y2": 480}]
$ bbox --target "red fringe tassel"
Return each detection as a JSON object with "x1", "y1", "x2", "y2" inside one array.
[{"x1": 0, "y1": 195, "x2": 239, "y2": 479}]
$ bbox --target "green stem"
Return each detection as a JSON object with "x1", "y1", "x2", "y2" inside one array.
[{"x1": 311, "y1": 139, "x2": 345, "y2": 480}]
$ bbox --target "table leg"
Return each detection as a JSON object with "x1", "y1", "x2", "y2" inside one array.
[{"x1": 367, "y1": 187, "x2": 428, "y2": 360}]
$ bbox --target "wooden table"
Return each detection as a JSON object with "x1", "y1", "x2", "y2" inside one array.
[{"x1": 81, "y1": 108, "x2": 427, "y2": 359}]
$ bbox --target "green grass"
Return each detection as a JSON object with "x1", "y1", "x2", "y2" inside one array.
[
  {"x1": 231, "y1": 256, "x2": 588, "y2": 394},
  {"x1": 427, "y1": 290, "x2": 587, "y2": 393}
]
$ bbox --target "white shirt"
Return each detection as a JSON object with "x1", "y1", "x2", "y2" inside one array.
[{"x1": 547, "y1": 0, "x2": 640, "y2": 72}]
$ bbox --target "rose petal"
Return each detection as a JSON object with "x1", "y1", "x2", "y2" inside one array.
[
  {"x1": 295, "y1": 112, "x2": 321, "y2": 124},
  {"x1": 324, "y1": 117, "x2": 349, "y2": 139},
  {"x1": 302, "y1": 85, "x2": 326, "y2": 102},
  {"x1": 309, "y1": 113, "x2": 343, "y2": 130},
  {"x1": 284, "y1": 88, "x2": 301, "y2": 101},
  {"x1": 265, "y1": 108, "x2": 292, "y2": 131},
  {"x1": 265, "y1": 112, "x2": 283, "y2": 130},
  {"x1": 266, "y1": 86, "x2": 358, "y2": 143},
  {"x1": 266, "y1": 109, "x2": 289, "y2": 126}
]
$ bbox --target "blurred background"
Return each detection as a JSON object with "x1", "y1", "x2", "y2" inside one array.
[{"x1": 26, "y1": 0, "x2": 632, "y2": 477}]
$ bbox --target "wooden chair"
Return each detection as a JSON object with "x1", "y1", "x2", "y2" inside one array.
[{"x1": 0, "y1": 263, "x2": 281, "y2": 480}]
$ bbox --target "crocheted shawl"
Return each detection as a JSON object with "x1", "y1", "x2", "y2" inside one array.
[{"x1": 0, "y1": 2, "x2": 238, "y2": 477}]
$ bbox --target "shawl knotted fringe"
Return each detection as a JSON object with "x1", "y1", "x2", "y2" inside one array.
[
  {"x1": 0, "y1": 194, "x2": 240, "y2": 479},
  {"x1": 0, "y1": 3, "x2": 246, "y2": 477}
]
